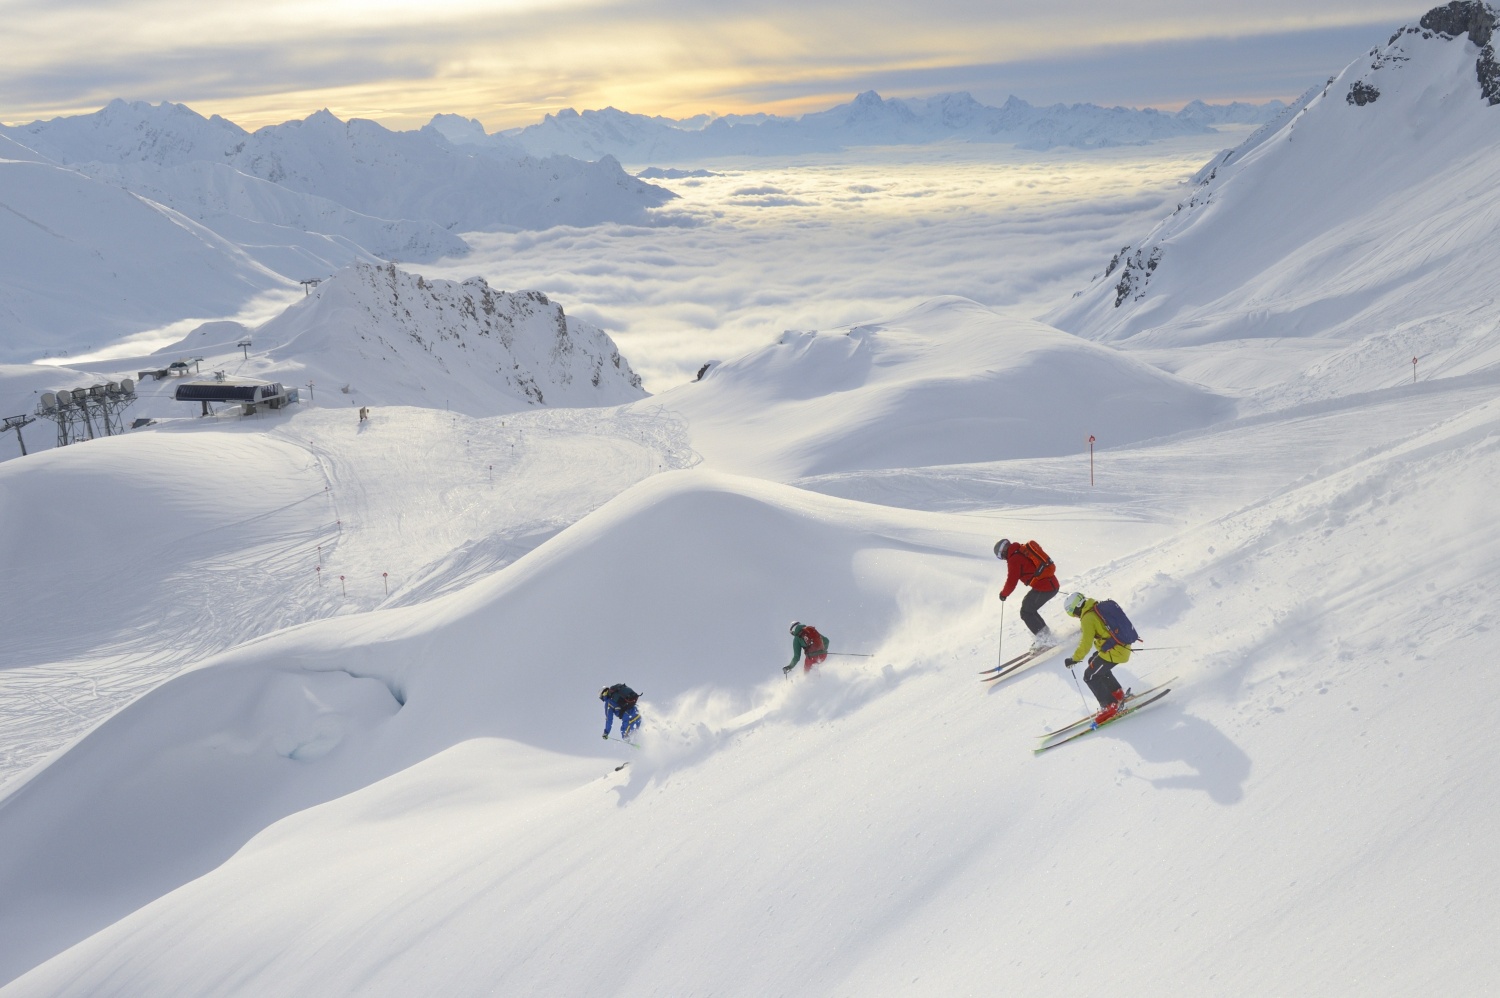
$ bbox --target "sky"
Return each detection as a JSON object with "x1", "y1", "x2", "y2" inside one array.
[{"x1": 0, "y1": 0, "x2": 1413, "y2": 131}]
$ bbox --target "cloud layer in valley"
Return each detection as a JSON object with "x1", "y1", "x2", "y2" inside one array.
[{"x1": 416, "y1": 135, "x2": 1240, "y2": 391}]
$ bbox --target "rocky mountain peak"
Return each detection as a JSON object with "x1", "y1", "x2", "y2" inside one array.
[{"x1": 1419, "y1": 1, "x2": 1496, "y2": 46}]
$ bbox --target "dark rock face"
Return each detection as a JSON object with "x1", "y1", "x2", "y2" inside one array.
[
  {"x1": 1112, "y1": 247, "x2": 1162, "y2": 307},
  {"x1": 1420, "y1": 1, "x2": 1496, "y2": 46},
  {"x1": 1480, "y1": 44, "x2": 1500, "y2": 103},
  {"x1": 1347, "y1": 81, "x2": 1382, "y2": 106}
]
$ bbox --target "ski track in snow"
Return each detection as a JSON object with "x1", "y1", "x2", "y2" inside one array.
[{"x1": 0, "y1": 405, "x2": 695, "y2": 787}]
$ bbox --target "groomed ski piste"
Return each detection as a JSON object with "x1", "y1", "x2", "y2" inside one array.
[{"x1": 2, "y1": 8, "x2": 1499, "y2": 995}]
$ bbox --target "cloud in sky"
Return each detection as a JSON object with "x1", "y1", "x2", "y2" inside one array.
[
  {"x1": 0, "y1": 0, "x2": 1413, "y2": 129},
  {"x1": 411, "y1": 135, "x2": 1237, "y2": 392}
]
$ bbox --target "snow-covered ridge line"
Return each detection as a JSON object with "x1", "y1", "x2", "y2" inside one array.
[
  {"x1": 1045, "y1": 0, "x2": 1500, "y2": 393},
  {"x1": 244, "y1": 261, "x2": 647, "y2": 414},
  {"x1": 0, "y1": 100, "x2": 676, "y2": 236},
  {"x1": 446, "y1": 90, "x2": 1289, "y2": 162}
]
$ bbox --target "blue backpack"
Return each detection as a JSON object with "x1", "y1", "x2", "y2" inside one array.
[{"x1": 1093, "y1": 600, "x2": 1140, "y2": 655}]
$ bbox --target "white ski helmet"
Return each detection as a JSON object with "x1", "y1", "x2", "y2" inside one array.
[
  {"x1": 1064, "y1": 592, "x2": 1087, "y2": 617},
  {"x1": 994, "y1": 539, "x2": 1011, "y2": 559},
  {"x1": 789, "y1": 621, "x2": 803, "y2": 635}
]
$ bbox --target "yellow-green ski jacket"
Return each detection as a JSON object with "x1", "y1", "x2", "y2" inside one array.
[{"x1": 1072, "y1": 598, "x2": 1132, "y2": 666}]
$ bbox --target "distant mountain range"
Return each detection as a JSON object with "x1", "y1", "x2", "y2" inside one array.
[
  {"x1": 429, "y1": 91, "x2": 1288, "y2": 164},
  {"x1": 0, "y1": 101, "x2": 676, "y2": 361}
]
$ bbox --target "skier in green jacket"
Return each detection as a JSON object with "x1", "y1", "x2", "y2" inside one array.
[
  {"x1": 783, "y1": 621, "x2": 830, "y2": 675},
  {"x1": 1062, "y1": 592, "x2": 1134, "y2": 723}
]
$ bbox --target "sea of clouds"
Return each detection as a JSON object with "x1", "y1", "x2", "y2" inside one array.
[{"x1": 413, "y1": 133, "x2": 1244, "y2": 392}]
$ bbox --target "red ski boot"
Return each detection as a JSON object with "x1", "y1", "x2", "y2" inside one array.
[{"x1": 1092, "y1": 689, "x2": 1126, "y2": 726}]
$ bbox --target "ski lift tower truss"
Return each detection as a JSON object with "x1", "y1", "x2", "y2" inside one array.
[
  {"x1": 2, "y1": 413, "x2": 36, "y2": 456},
  {"x1": 35, "y1": 379, "x2": 138, "y2": 447}
]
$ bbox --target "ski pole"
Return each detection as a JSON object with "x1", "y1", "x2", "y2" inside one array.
[
  {"x1": 998, "y1": 599, "x2": 1006, "y2": 670},
  {"x1": 1128, "y1": 646, "x2": 1189, "y2": 652},
  {"x1": 1069, "y1": 664, "x2": 1090, "y2": 712},
  {"x1": 825, "y1": 652, "x2": 873, "y2": 658}
]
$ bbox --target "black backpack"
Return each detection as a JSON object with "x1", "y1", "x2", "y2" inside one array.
[{"x1": 605, "y1": 684, "x2": 639, "y2": 709}]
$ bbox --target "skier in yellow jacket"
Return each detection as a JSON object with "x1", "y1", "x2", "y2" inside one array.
[{"x1": 1062, "y1": 592, "x2": 1134, "y2": 723}]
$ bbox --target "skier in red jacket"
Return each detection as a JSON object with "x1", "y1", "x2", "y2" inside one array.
[{"x1": 996, "y1": 538, "x2": 1059, "y2": 651}]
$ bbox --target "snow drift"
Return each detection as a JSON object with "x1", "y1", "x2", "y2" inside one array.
[
  {"x1": 0, "y1": 468, "x2": 998, "y2": 984},
  {"x1": 647, "y1": 296, "x2": 1232, "y2": 479}
]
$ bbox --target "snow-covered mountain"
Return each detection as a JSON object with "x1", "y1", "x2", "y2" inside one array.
[
  {"x1": 167, "y1": 262, "x2": 646, "y2": 414},
  {"x1": 499, "y1": 90, "x2": 1288, "y2": 162},
  {"x1": 1047, "y1": 1, "x2": 1500, "y2": 408},
  {"x1": 0, "y1": 101, "x2": 676, "y2": 362},
  {"x1": 226, "y1": 109, "x2": 674, "y2": 231},
  {"x1": 4, "y1": 100, "x2": 676, "y2": 237}
]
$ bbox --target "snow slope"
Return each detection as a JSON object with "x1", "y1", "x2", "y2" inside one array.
[
  {"x1": 80, "y1": 159, "x2": 469, "y2": 269},
  {"x1": 0, "y1": 155, "x2": 288, "y2": 362},
  {"x1": 1047, "y1": 3, "x2": 1500, "y2": 409},
  {"x1": 644, "y1": 296, "x2": 1232, "y2": 479},
  {"x1": 2, "y1": 359, "x2": 1496, "y2": 994}
]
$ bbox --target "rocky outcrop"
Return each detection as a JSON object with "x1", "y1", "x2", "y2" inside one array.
[
  {"x1": 1112, "y1": 247, "x2": 1162, "y2": 307},
  {"x1": 1416, "y1": 1, "x2": 1500, "y2": 103},
  {"x1": 1419, "y1": 1, "x2": 1496, "y2": 45},
  {"x1": 1347, "y1": 82, "x2": 1381, "y2": 106},
  {"x1": 1479, "y1": 45, "x2": 1500, "y2": 102}
]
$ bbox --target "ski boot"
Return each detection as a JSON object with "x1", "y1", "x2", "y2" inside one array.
[{"x1": 1091, "y1": 689, "x2": 1126, "y2": 726}]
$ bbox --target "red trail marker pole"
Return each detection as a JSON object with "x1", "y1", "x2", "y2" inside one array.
[{"x1": 1088, "y1": 434, "x2": 1096, "y2": 487}]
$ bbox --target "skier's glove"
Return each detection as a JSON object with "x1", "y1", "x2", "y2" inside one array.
[
  {"x1": 1064, "y1": 658, "x2": 1077, "y2": 668},
  {"x1": 998, "y1": 593, "x2": 1007, "y2": 601},
  {"x1": 782, "y1": 665, "x2": 794, "y2": 675},
  {"x1": 602, "y1": 733, "x2": 609, "y2": 740}
]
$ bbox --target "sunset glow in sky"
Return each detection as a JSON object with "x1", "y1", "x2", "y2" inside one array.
[{"x1": 1, "y1": 0, "x2": 1412, "y2": 130}]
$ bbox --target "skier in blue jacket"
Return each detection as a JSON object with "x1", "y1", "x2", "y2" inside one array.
[{"x1": 600, "y1": 684, "x2": 641, "y2": 741}]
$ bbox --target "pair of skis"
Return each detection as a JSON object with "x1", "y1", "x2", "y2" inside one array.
[
  {"x1": 978, "y1": 643, "x2": 1060, "y2": 683},
  {"x1": 1033, "y1": 677, "x2": 1176, "y2": 753}
]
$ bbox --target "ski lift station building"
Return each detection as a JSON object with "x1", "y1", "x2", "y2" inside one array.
[{"x1": 173, "y1": 378, "x2": 298, "y2": 416}]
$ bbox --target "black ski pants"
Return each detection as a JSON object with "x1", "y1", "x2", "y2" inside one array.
[
  {"x1": 1083, "y1": 656, "x2": 1123, "y2": 708},
  {"x1": 1020, "y1": 587, "x2": 1057, "y2": 636}
]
